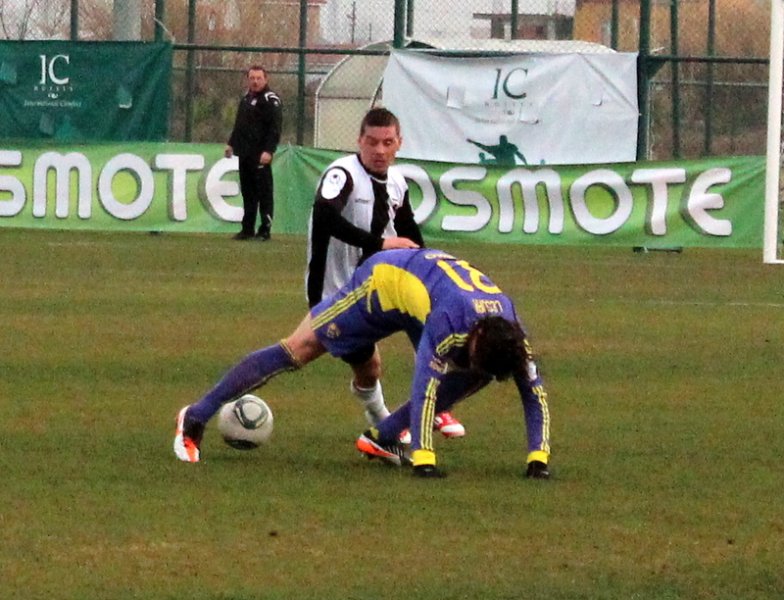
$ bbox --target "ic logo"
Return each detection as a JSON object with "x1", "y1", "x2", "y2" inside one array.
[
  {"x1": 491, "y1": 67, "x2": 528, "y2": 100},
  {"x1": 38, "y1": 54, "x2": 70, "y2": 86}
]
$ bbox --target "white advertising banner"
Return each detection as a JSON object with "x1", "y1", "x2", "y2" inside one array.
[{"x1": 382, "y1": 50, "x2": 639, "y2": 166}]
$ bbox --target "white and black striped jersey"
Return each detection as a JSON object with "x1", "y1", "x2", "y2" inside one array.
[{"x1": 305, "y1": 154, "x2": 424, "y2": 307}]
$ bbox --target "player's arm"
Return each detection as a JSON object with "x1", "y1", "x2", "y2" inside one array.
[
  {"x1": 311, "y1": 168, "x2": 384, "y2": 253},
  {"x1": 405, "y1": 329, "x2": 448, "y2": 471},
  {"x1": 467, "y1": 138, "x2": 491, "y2": 152},
  {"x1": 407, "y1": 346, "x2": 491, "y2": 478},
  {"x1": 226, "y1": 98, "x2": 243, "y2": 151},
  {"x1": 406, "y1": 317, "x2": 485, "y2": 473},
  {"x1": 392, "y1": 190, "x2": 425, "y2": 247},
  {"x1": 261, "y1": 92, "x2": 282, "y2": 156},
  {"x1": 512, "y1": 347, "x2": 551, "y2": 479},
  {"x1": 407, "y1": 366, "x2": 443, "y2": 471}
]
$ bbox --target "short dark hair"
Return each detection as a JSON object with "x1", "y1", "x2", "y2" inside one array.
[
  {"x1": 247, "y1": 65, "x2": 267, "y2": 76},
  {"x1": 469, "y1": 316, "x2": 529, "y2": 381},
  {"x1": 360, "y1": 107, "x2": 400, "y2": 136}
]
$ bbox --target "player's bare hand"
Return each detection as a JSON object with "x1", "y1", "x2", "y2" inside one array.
[
  {"x1": 260, "y1": 151, "x2": 273, "y2": 165},
  {"x1": 224, "y1": 145, "x2": 233, "y2": 158},
  {"x1": 381, "y1": 237, "x2": 420, "y2": 250}
]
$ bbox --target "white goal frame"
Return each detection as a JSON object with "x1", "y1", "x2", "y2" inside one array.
[{"x1": 764, "y1": 0, "x2": 784, "y2": 263}]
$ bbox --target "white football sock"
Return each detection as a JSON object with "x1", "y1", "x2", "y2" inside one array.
[{"x1": 350, "y1": 380, "x2": 390, "y2": 425}]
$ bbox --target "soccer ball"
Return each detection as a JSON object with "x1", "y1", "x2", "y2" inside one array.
[{"x1": 217, "y1": 394, "x2": 274, "y2": 450}]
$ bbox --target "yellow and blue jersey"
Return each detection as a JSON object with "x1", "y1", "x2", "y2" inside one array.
[{"x1": 310, "y1": 248, "x2": 550, "y2": 467}]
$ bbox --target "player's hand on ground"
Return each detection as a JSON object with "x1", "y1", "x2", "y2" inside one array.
[
  {"x1": 381, "y1": 236, "x2": 420, "y2": 250},
  {"x1": 526, "y1": 460, "x2": 550, "y2": 479}
]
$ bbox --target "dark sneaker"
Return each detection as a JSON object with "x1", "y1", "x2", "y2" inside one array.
[
  {"x1": 356, "y1": 430, "x2": 411, "y2": 466},
  {"x1": 173, "y1": 406, "x2": 205, "y2": 463},
  {"x1": 412, "y1": 464, "x2": 446, "y2": 478},
  {"x1": 233, "y1": 232, "x2": 253, "y2": 240},
  {"x1": 525, "y1": 460, "x2": 551, "y2": 479}
]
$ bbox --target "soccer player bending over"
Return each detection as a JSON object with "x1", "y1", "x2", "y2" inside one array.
[
  {"x1": 174, "y1": 248, "x2": 551, "y2": 479},
  {"x1": 306, "y1": 107, "x2": 464, "y2": 439}
]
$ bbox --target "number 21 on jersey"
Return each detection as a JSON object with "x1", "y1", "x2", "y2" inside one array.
[{"x1": 436, "y1": 258, "x2": 501, "y2": 294}]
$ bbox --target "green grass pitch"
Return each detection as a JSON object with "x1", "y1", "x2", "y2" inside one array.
[{"x1": 1, "y1": 229, "x2": 782, "y2": 599}]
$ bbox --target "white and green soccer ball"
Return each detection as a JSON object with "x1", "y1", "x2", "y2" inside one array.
[{"x1": 217, "y1": 394, "x2": 274, "y2": 450}]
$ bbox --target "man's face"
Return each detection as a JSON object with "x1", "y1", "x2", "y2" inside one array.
[
  {"x1": 247, "y1": 69, "x2": 267, "y2": 93},
  {"x1": 357, "y1": 125, "x2": 402, "y2": 175}
]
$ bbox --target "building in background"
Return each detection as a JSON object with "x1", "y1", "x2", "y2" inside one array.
[{"x1": 319, "y1": 0, "x2": 577, "y2": 46}]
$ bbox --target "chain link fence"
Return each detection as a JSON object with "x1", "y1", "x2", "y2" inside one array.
[{"x1": 0, "y1": 0, "x2": 774, "y2": 160}]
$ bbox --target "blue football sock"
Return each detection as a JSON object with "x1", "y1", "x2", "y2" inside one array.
[
  {"x1": 188, "y1": 343, "x2": 299, "y2": 423},
  {"x1": 376, "y1": 404, "x2": 410, "y2": 442},
  {"x1": 375, "y1": 371, "x2": 488, "y2": 444}
]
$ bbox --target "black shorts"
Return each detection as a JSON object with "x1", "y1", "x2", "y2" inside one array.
[{"x1": 339, "y1": 343, "x2": 376, "y2": 366}]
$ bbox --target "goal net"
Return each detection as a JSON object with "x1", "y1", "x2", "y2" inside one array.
[{"x1": 765, "y1": 0, "x2": 784, "y2": 263}]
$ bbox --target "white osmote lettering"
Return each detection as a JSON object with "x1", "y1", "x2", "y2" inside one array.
[
  {"x1": 33, "y1": 152, "x2": 92, "y2": 219},
  {"x1": 0, "y1": 148, "x2": 737, "y2": 239},
  {"x1": 631, "y1": 168, "x2": 687, "y2": 235},
  {"x1": 319, "y1": 168, "x2": 347, "y2": 200},
  {"x1": 0, "y1": 151, "x2": 25, "y2": 217},
  {"x1": 203, "y1": 156, "x2": 243, "y2": 222},
  {"x1": 19, "y1": 151, "x2": 242, "y2": 223},
  {"x1": 155, "y1": 154, "x2": 205, "y2": 221},
  {"x1": 570, "y1": 169, "x2": 634, "y2": 235},
  {"x1": 403, "y1": 164, "x2": 733, "y2": 237},
  {"x1": 441, "y1": 166, "x2": 491, "y2": 232},
  {"x1": 686, "y1": 168, "x2": 732, "y2": 236},
  {"x1": 98, "y1": 154, "x2": 154, "y2": 220},
  {"x1": 497, "y1": 167, "x2": 565, "y2": 234}
]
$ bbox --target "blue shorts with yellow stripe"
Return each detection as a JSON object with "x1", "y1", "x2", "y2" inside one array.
[{"x1": 309, "y1": 268, "x2": 422, "y2": 359}]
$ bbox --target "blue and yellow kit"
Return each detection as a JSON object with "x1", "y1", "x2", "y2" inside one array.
[{"x1": 310, "y1": 248, "x2": 550, "y2": 468}]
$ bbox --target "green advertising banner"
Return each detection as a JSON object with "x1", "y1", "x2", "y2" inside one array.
[
  {"x1": 0, "y1": 142, "x2": 766, "y2": 248},
  {"x1": 399, "y1": 152, "x2": 766, "y2": 248},
  {"x1": 0, "y1": 41, "x2": 171, "y2": 141}
]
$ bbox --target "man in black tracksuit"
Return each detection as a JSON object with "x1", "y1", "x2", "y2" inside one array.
[{"x1": 225, "y1": 65, "x2": 282, "y2": 240}]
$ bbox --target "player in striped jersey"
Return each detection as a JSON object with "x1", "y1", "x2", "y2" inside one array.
[
  {"x1": 306, "y1": 107, "x2": 464, "y2": 438},
  {"x1": 174, "y1": 248, "x2": 550, "y2": 479}
]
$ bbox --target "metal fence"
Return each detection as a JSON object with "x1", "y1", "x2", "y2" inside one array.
[{"x1": 0, "y1": 0, "x2": 773, "y2": 160}]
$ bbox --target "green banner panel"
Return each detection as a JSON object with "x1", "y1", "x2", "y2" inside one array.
[
  {"x1": 0, "y1": 41, "x2": 171, "y2": 141},
  {"x1": 0, "y1": 143, "x2": 766, "y2": 248},
  {"x1": 286, "y1": 147, "x2": 766, "y2": 249}
]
